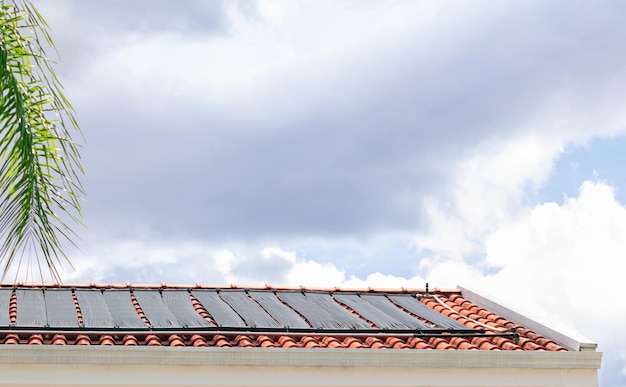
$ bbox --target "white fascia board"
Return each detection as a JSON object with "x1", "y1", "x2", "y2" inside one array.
[
  {"x1": 458, "y1": 286, "x2": 597, "y2": 352},
  {"x1": 0, "y1": 346, "x2": 602, "y2": 370}
]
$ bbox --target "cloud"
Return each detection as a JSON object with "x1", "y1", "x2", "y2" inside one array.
[
  {"x1": 24, "y1": 1, "x2": 626, "y2": 383},
  {"x1": 412, "y1": 181, "x2": 626, "y2": 386},
  {"x1": 483, "y1": 182, "x2": 626, "y2": 335},
  {"x1": 25, "y1": 1, "x2": 625, "y2": 252},
  {"x1": 414, "y1": 133, "x2": 564, "y2": 262}
]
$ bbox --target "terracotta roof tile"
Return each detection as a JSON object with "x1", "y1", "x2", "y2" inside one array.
[
  {"x1": 343, "y1": 337, "x2": 365, "y2": 349},
  {"x1": 234, "y1": 335, "x2": 255, "y2": 348},
  {"x1": 122, "y1": 335, "x2": 138, "y2": 346},
  {"x1": 9, "y1": 292, "x2": 16, "y2": 326},
  {"x1": 75, "y1": 334, "x2": 91, "y2": 346},
  {"x1": 277, "y1": 336, "x2": 299, "y2": 348},
  {"x1": 190, "y1": 334, "x2": 209, "y2": 347},
  {"x1": 471, "y1": 337, "x2": 499, "y2": 350},
  {"x1": 28, "y1": 334, "x2": 43, "y2": 345},
  {"x1": 257, "y1": 335, "x2": 278, "y2": 348},
  {"x1": 52, "y1": 334, "x2": 67, "y2": 345},
  {"x1": 299, "y1": 336, "x2": 320, "y2": 348},
  {"x1": 99, "y1": 335, "x2": 115, "y2": 346},
  {"x1": 3, "y1": 333, "x2": 18, "y2": 345},
  {"x1": 364, "y1": 336, "x2": 388, "y2": 349},
  {"x1": 212, "y1": 334, "x2": 232, "y2": 347},
  {"x1": 385, "y1": 337, "x2": 410, "y2": 349},
  {"x1": 130, "y1": 293, "x2": 150, "y2": 327},
  {"x1": 168, "y1": 334, "x2": 185, "y2": 347},
  {"x1": 72, "y1": 291, "x2": 84, "y2": 327},
  {"x1": 406, "y1": 337, "x2": 434, "y2": 349},
  {"x1": 449, "y1": 337, "x2": 479, "y2": 350},
  {"x1": 321, "y1": 336, "x2": 342, "y2": 348},
  {"x1": 145, "y1": 334, "x2": 161, "y2": 346},
  {"x1": 429, "y1": 337, "x2": 455, "y2": 350},
  {"x1": 0, "y1": 284, "x2": 573, "y2": 352}
]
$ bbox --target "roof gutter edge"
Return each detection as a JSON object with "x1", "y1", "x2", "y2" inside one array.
[{"x1": 0, "y1": 346, "x2": 602, "y2": 369}]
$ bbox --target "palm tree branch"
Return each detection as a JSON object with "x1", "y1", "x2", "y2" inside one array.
[{"x1": 0, "y1": 1, "x2": 83, "y2": 282}]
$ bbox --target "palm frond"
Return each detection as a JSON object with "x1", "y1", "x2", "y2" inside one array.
[{"x1": 0, "y1": 0, "x2": 84, "y2": 282}]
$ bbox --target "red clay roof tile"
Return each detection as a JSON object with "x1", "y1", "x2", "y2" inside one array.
[
  {"x1": 365, "y1": 336, "x2": 388, "y2": 349},
  {"x1": 343, "y1": 337, "x2": 365, "y2": 349},
  {"x1": 145, "y1": 334, "x2": 161, "y2": 346},
  {"x1": 52, "y1": 334, "x2": 67, "y2": 345},
  {"x1": 321, "y1": 336, "x2": 342, "y2": 348},
  {"x1": 99, "y1": 335, "x2": 115, "y2": 346},
  {"x1": 122, "y1": 335, "x2": 138, "y2": 346},
  {"x1": 0, "y1": 284, "x2": 571, "y2": 352},
  {"x1": 406, "y1": 337, "x2": 434, "y2": 349},
  {"x1": 168, "y1": 334, "x2": 185, "y2": 347},
  {"x1": 190, "y1": 334, "x2": 209, "y2": 347},
  {"x1": 75, "y1": 334, "x2": 91, "y2": 346},
  {"x1": 28, "y1": 334, "x2": 44, "y2": 345}
]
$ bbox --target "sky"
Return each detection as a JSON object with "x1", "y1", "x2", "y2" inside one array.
[{"x1": 20, "y1": 0, "x2": 626, "y2": 384}]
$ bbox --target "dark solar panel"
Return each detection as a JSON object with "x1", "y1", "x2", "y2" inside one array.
[
  {"x1": 162, "y1": 290, "x2": 213, "y2": 328},
  {"x1": 75, "y1": 290, "x2": 114, "y2": 328},
  {"x1": 334, "y1": 293, "x2": 430, "y2": 330},
  {"x1": 133, "y1": 290, "x2": 180, "y2": 328},
  {"x1": 219, "y1": 290, "x2": 281, "y2": 328},
  {"x1": 192, "y1": 290, "x2": 246, "y2": 327},
  {"x1": 45, "y1": 289, "x2": 79, "y2": 328},
  {"x1": 0, "y1": 289, "x2": 12, "y2": 326},
  {"x1": 248, "y1": 291, "x2": 310, "y2": 329},
  {"x1": 16, "y1": 289, "x2": 46, "y2": 327},
  {"x1": 277, "y1": 291, "x2": 370, "y2": 329},
  {"x1": 388, "y1": 295, "x2": 468, "y2": 329},
  {"x1": 103, "y1": 290, "x2": 147, "y2": 328}
]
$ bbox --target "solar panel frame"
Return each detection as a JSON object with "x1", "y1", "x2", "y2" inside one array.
[
  {"x1": 388, "y1": 294, "x2": 469, "y2": 330},
  {"x1": 75, "y1": 290, "x2": 115, "y2": 328},
  {"x1": 0, "y1": 289, "x2": 12, "y2": 326},
  {"x1": 277, "y1": 291, "x2": 370, "y2": 329},
  {"x1": 162, "y1": 290, "x2": 213, "y2": 328},
  {"x1": 44, "y1": 289, "x2": 79, "y2": 328},
  {"x1": 16, "y1": 289, "x2": 46, "y2": 327},
  {"x1": 248, "y1": 291, "x2": 310, "y2": 329},
  {"x1": 219, "y1": 290, "x2": 281, "y2": 328},
  {"x1": 191, "y1": 290, "x2": 246, "y2": 327},
  {"x1": 103, "y1": 290, "x2": 147, "y2": 328},
  {"x1": 334, "y1": 293, "x2": 431, "y2": 330}
]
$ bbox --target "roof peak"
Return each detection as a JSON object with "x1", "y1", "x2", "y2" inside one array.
[{"x1": 0, "y1": 282, "x2": 461, "y2": 294}]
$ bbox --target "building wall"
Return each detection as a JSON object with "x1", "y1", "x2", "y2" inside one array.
[{"x1": 0, "y1": 346, "x2": 601, "y2": 387}]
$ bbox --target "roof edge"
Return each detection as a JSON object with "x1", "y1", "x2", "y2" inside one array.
[
  {"x1": 0, "y1": 282, "x2": 463, "y2": 295},
  {"x1": 458, "y1": 286, "x2": 597, "y2": 352},
  {"x1": 0, "y1": 346, "x2": 602, "y2": 369}
]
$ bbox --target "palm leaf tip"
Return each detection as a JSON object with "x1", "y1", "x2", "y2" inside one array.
[{"x1": 0, "y1": 0, "x2": 84, "y2": 282}]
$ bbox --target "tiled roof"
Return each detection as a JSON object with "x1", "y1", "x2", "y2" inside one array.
[{"x1": 0, "y1": 283, "x2": 569, "y2": 351}]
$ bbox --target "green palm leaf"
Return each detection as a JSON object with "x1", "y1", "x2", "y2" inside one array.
[{"x1": 0, "y1": 0, "x2": 84, "y2": 282}]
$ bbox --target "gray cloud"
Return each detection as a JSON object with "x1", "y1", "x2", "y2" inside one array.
[
  {"x1": 31, "y1": 2, "x2": 626, "y2": 384},
  {"x1": 35, "y1": 0, "x2": 241, "y2": 76},
  {"x1": 65, "y1": 0, "x2": 626, "y2": 245}
]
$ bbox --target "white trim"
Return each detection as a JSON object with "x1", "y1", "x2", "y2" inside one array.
[
  {"x1": 459, "y1": 286, "x2": 597, "y2": 352},
  {"x1": 0, "y1": 345, "x2": 602, "y2": 368}
]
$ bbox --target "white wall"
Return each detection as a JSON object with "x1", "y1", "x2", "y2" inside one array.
[{"x1": 0, "y1": 346, "x2": 601, "y2": 387}]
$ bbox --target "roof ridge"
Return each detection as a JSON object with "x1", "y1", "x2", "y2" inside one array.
[{"x1": 0, "y1": 282, "x2": 462, "y2": 294}]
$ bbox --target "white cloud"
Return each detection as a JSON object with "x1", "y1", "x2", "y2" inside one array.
[
  {"x1": 482, "y1": 181, "x2": 626, "y2": 333},
  {"x1": 412, "y1": 180, "x2": 626, "y2": 386},
  {"x1": 414, "y1": 133, "x2": 564, "y2": 261}
]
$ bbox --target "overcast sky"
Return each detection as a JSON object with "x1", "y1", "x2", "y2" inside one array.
[{"x1": 23, "y1": 1, "x2": 626, "y2": 384}]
